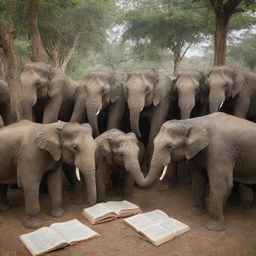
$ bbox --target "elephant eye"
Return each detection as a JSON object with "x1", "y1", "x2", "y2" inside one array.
[
  {"x1": 71, "y1": 144, "x2": 79, "y2": 152},
  {"x1": 195, "y1": 87, "x2": 199, "y2": 92},
  {"x1": 166, "y1": 144, "x2": 173, "y2": 150},
  {"x1": 145, "y1": 87, "x2": 150, "y2": 92},
  {"x1": 118, "y1": 152, "x2": 124, "y2": 157},
  {"x1": 224, "y1": 83, "x2": 229, "y2": 88}
]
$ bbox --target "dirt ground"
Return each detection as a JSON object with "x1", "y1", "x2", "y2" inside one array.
[{"x1": 0, "y1": 181, "x2": 256, "y2": 256}]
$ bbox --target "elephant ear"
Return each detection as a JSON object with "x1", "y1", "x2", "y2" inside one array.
[
  {"x1": 48, "y1": 67, "x2": 66, "y2": 98},
  {"x1": 153, "y1": 72, "x2": 172, "y2": 106},
  {"x1": 34, "y1": 123, "x2": 64, "y2": 161},
  {"x1": 232, "y1": 71, "x2": 247, "y2": 98},
  {"x1": 185, "y1": 126, "x2": 209, "y2": 160},
  {"x1": 110, "y1": 72, "x2": 125, "y2": 103}
]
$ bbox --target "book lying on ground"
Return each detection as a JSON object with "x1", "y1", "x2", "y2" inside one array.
[
  {"x1": 124, "y1": 210, "x2": 190, "y2": 246},
  {"x1": 82, "y1": 200, "x2": 142, "y2": 224},
  {"x1": 19, "y1": 219, "x2": 100, "y2": 256}
]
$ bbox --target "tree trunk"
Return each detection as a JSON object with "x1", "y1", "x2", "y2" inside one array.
[
  {"x1": 0, "y1": 21, "x2": 23, "y2": 122},
  {"x1": 173, "y1": 51, "x2": 181, "y2": 75},
  {"x1": 214, "y1": 13, "x2": 229, "y2": 66},
  {"x1": 28, "y1": 0, "x2": 48, "y2": 63}
]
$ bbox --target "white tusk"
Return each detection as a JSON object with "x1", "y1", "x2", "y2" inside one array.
[
  {"x1": 159, "y1": 165, "x2": 168, "y2": 181},
  {"x1": 75, "y1": 167, "x2": 81, "y2": 181},
  {"x1": 219, "y1": 101, "x2": 224, "y2": 109},
  {"x1": 140, "y1": 108, "x2": 143, "y2": 112},
  {"x1": 96, "y1": 110, "x2": 100, "y2": 116}
]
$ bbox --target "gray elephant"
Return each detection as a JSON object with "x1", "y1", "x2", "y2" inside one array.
[
  {"x1": 124, "y1": 68, "x2": 175, "y2": 168},
  {"x1": 20, "y1": 62, "x2": 77, "y2": 123},
  {"x1": 95, "y1": 129, "x2": 144, "y2": 202},
  {"x1": 133, "y1": 113, "x2": 256, "y2": 231},
  {"x1": 70, "y1": 70, "x2": 126, "y2": 136},
  {"x1": 173, "y1": 70, "x2": 206, "y2": 119},
  {"x1": 203, "y1": 65, "x2": 256, "y2": 120},
  {"x1": 0, "y1": 120, "x2": 96, "y2": 228}
]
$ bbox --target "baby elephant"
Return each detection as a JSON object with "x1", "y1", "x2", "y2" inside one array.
[
  {"x1": 136, "y1": 113, "x2": 256, "y2": 231},
  {"x1": 95, "y1": 129, "x2": 144, "y2": 202},
  {"x1": 0, "y1": 120, "x2": 96, "y2": 228}
]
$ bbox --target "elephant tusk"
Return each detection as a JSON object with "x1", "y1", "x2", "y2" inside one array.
[
  {"x1": 75, "y1": 167, "x2": 81, "y2": 181},
  {"x1": 159, "y1": 165, "x2": 168, "y2": 181},
  {"x1": 96, "y1": 110, "x2": 100, "y2": 116},
  {"x1": 140, "y1": 107, "x2": 143, "y2": 112},
  {"x1": 219, "y1": 101, "x2": 224, "y2": 109}
]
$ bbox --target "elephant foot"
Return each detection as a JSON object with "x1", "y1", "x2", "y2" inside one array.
[
  {"x1": 0, "y1": 201, "x2": 10, "y2": 211},
  {"x1": 206, "y1": 218, "x2": 226, "y2": 231},
  {"x1": 72, "y1": 194, "x2": 83, "y2": 205},
  {"x1": 23, "y1": 216, "x2": 42, "y2": 229},
  {"x1": 50, "y1": 207, "x2": 64, "y2": 217},
  {"x1": 191, "y1": 206, "x2": 206, "y2": 216}
]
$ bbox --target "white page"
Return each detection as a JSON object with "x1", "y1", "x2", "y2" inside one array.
[
  {"x1": 124, "y1": 214, "x2": 156, "y2": 231},
  {"x1": 84, "y1": 203, "x2": 113, "y2": 219},
  {"x1": 104, "y1": 200, "x2": 139, "y2": 214},
  {"x1": 50, "y1": 219, "x2": 98, "y2": 244},
  {"x1": 160, "y1": 218, "x2": 190, "y2": 235},
  {"x1": 19, "y1": 227, "x2": 66, "y2": 256},
  {"x1": 143, "y1": 210, "x2": 169, "y2": 224}
]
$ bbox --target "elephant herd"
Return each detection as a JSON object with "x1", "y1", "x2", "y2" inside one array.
[{"x1": 1, "y1": 62, "x2": 256, "y2": 232}]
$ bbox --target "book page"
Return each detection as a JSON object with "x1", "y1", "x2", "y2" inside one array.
[
  {"x1": 159, "y1": 218, "x2": 190, "y2": 236},
  {"x1": 83, "y1": 203, "x2": 114, "y2": 219},
  {"x1": 104, "y1": 200, "x2": 140, "y2": 215},
  {"x1": 19, "y1": 227, "x2": 67, "y2": 256},
  {"x1": 50, "y1": 219, "x2": 99, "y2": 245},
  {"x1": 143, "y1": 210, "x2": 169, "y2": 224},
  {"x1": 124, "y1": 214, "x2": 155, "y2": 231}
]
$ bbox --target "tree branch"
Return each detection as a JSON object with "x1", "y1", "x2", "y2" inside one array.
[{"x1": 224, "y1": 0, "x2": 243, "y2": 13}]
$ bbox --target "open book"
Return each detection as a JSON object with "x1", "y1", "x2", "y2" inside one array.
[
  {"x1": 124, "y1": 210, "x2": 190, "y2": 246},
  {"x1": 82, "y1": 200, "x2": 142, "y2": 224},
  {"x1": 19, "y1": 219, "x2": 100, "y2": 256}
]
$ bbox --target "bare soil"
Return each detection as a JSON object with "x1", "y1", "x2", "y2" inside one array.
[{"x1": 0, "y1": 181, "x2": 256, "y2": 256}]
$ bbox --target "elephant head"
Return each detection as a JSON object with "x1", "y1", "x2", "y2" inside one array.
[
  {"x1": 81, "y1": 70, "x2": 124, "y2": 136},
  {"x1": 34, "y1": 122, "x2": 97, "y2": 205},
  {"x1": 136, "y1": 120, "x2": 209, "y2": 187},
  {"x1": 124, "y1": 68, "x2": 172, "y2": 138},
  {"x1": 20, "y1": 62, "x2": 70, "y2": 121},
  {"x1": 95, "y1": 129, "x2": 146, "y2": 186},
  {"x1": 173, "y1": 70, "x2": 204, "y2": 119},
  {"x1": 204, "y1": 66, "x2": 247, "y2": 113}
]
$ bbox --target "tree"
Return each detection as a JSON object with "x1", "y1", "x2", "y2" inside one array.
[
  {"x1": 207, "y1": 0, "x2": 256, "y2": 65},
  {"x1": 122, "y1": 0, "x2": 209, "y2": 74},
  {"x1": 0, "y1": 0, "x2": 23, "y2": 122},
  {"x1": 27, "y1": 0, "x2": 48, "y2": 62}
]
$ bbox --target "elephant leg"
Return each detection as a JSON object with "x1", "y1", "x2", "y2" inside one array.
[
  {"x1": 96, "y1": 158, "x2": 109, "y2": 202},
  {"x1": 47, "y1": 164, "x2": 64, "y2": 217},
  {"x1": 1, "y1": 105, "x2": 10, "y2": 125},
  {"x1": 206, "y1": 162, "x2": 233, "y2": 231},
  {"x1": 0, "y1": 184, "x2": 10, "y2": 211},
  {"x1": 122, "y1": 173, "x2": 134, "y2": 199},
  {"x1": 190, "y1": 162, "x2": 207, "y2": 215},
  {"x1": 239, "y1": 184, "x2": 254, "y2": 207},
  {"x1": 107, "y1": 99, "x2": 125, "y2": 130},
  {"x1": 233, "y1": 90, "x2": 250, "y2": 118},
  {"x1": 43, "y1": 93, "x2": 62, "y2": 123}
]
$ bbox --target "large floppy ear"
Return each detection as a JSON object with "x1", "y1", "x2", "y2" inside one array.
[
  {"x1": 153, "y1": 72, "x2": 172, "y2": 106},
  {"x1": 185, "y1": 126, "x2": 209, "y2": 160},
  {"x1": 199, "y1": 70, "x2": 209, "y2": 104},
  {"x1": 110, "y1": 72, "x2": 125, "y2": 103},
  {"x1": 34, "y1": 123, "x2": 64, "y2": 161},
  {"x1": 232, "y1": 71, "x2": 247, "y2": 98},
  {"x1": 48, "y1": 67, "x2": 66, "y2": 98}
]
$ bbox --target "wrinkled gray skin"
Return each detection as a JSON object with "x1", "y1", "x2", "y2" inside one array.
[
  {"x1": 125, "y1": 68, "x2": 174, "y2": 167},
  {"x1": 0, "y1": 121, "x2": 96, "y2": 229},
  {"x1": 20, "y1": 62, "x2": 77, "y2": 123},
  {"x1": 204, "y1": 65, "x2": 256, "y2": 120},
  {"x1": 0, "y1": 79, "x2": 10, "y2": 125},
  {"x1": 135, "y1": 113, "x2": 256, "y2": 231},
  {"x1": 70, "y1": 70, "x2": 126, "y2": 137},
  {"x1": 174, "y1": 70, "x2": 206, "y2": 119},
  {"x1": 95, "y1": 129, "x2": 144, "y2": 202}
]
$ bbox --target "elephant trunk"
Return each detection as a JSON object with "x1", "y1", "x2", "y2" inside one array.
[
  {"x1": 85, "y1": 100, "x2": 101, "y2": 137},
  {"x1": 127, "y1": 98, "x2": 144, "y2": 139},
  {"x1": 21, "y1": 99, "x2": 33, "y2": 121},
  {"x1": 209, "y1": 93, "x2": 225, "y2": 113},
  {"x1": 178, "y1": 96, "x2": 195, "y2": 119},
  {"x1": 83, "y1": 170, "x2": 97, "y2": 206}
]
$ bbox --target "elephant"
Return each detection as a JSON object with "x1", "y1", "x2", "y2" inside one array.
[
  {"x1": 173, "y1": 70, "x2": 206, "y2": 119},
  {"x1": 0, "y1": 120, "x2": 96, "y2": 228},
  {"x1": 133, "y1": 112, "x2": 256, "y2": 231},
  {"x1": 70, "y1": 70, "x2": 126, "y2": 137},
  {"x1": 95, "y1": 129, "x2": 144, "y2": 202},
  {"x1": 124, "y1": 68, "x2": 175, "y2": 168},
  {"x1": 20, "y1": 62, "x2": 77, "y2": 123},
  {"x1": 203, "y1": 65, "x2": 256, "y2": 120},
  {"x1": 0, "y1": 79, "x2": 10, "y2": 125}
]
